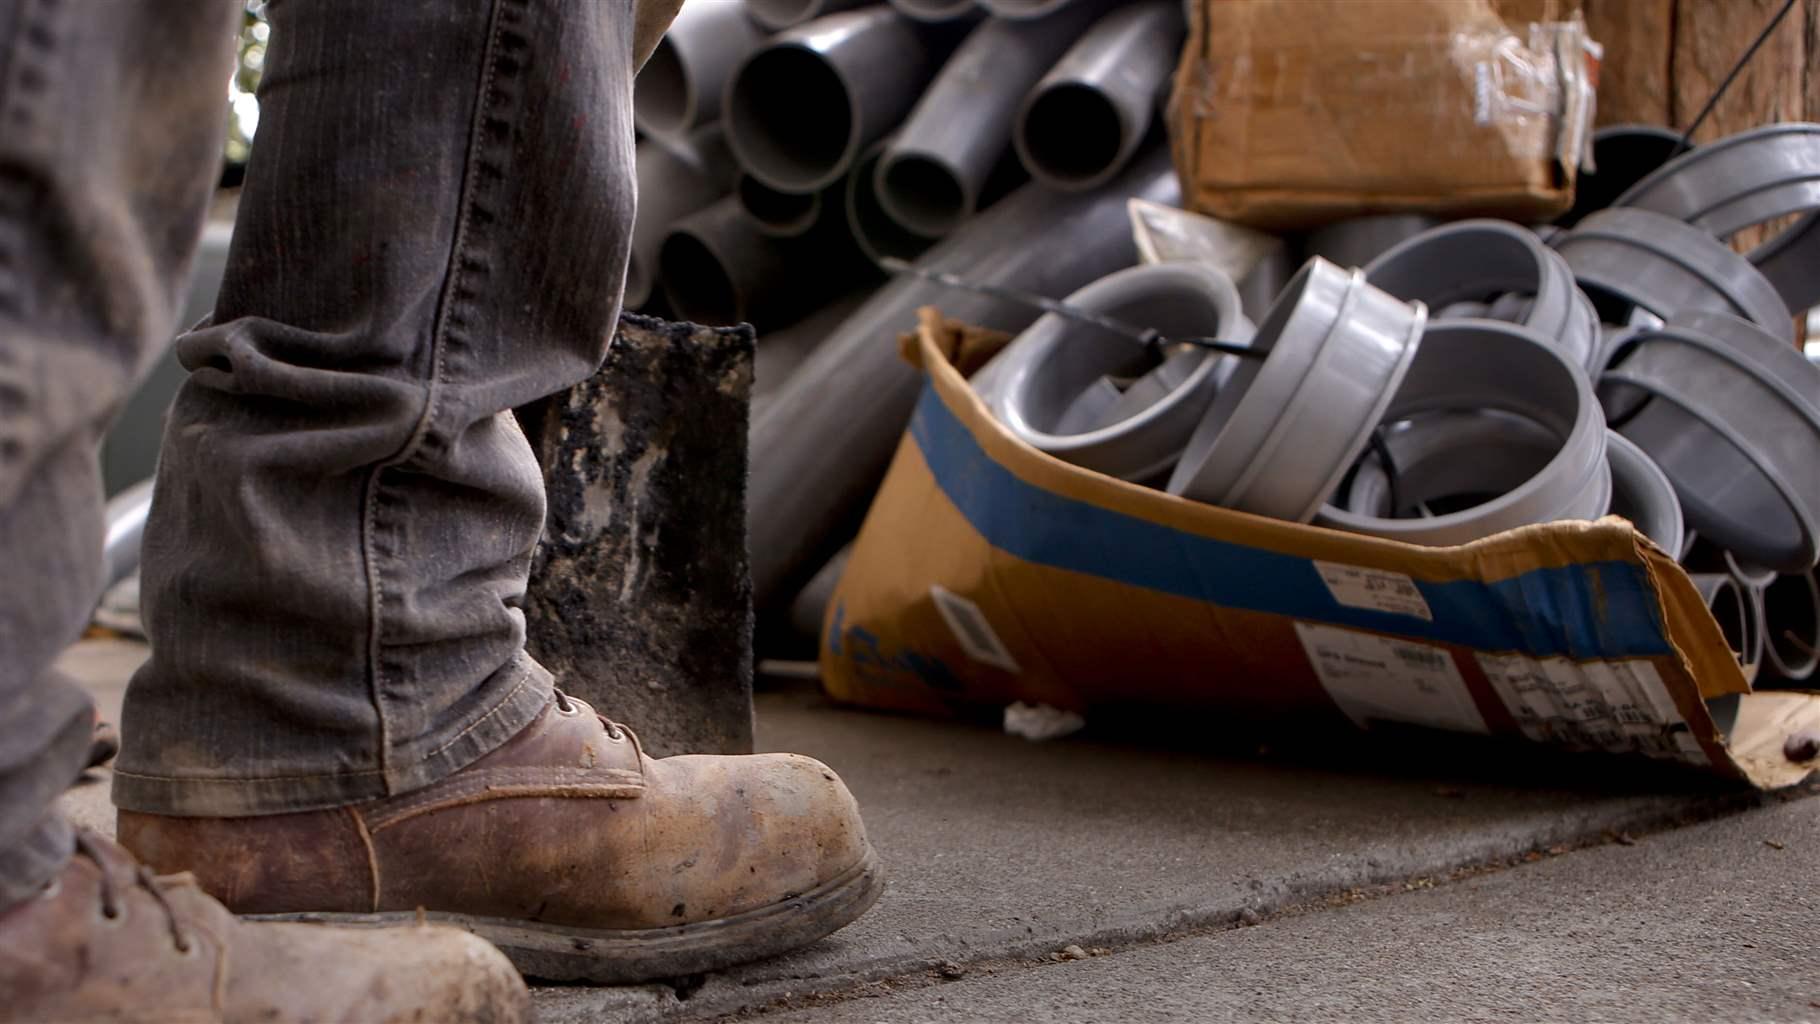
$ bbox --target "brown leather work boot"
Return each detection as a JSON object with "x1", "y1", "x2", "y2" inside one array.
[
  {"x1": 119, "y1": 694, "x2": 884, "y2": 984},
  {"x1": 0, "y1": 830, "x2": 528, "y2": 1023}
]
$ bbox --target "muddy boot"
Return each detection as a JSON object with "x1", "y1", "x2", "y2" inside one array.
[
  {"x1": 0, "y1": 830, "x2": 528, "y2": 1023},
  {"x1": 119, "y1": 694, "x2": 884, "y2": 983}
]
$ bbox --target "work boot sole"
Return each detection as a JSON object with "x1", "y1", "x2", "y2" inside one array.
[{"x1": 245, "y1": 846, "x2": 884, "y2": 983}]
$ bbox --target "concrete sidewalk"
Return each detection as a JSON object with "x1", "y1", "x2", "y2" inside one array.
[
  {"x1": 755, "y1": 796, "x2": 1820, "y2": 1024},
  {"x1": 54, "y1": 638, "x2": 1814, "y2": 1023}
]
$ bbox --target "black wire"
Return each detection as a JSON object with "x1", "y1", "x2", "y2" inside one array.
[
  {"x1": 1673, "y1": 0, "x2": 1798, "y2": 156},
  {"x1": 878, "y1": 257, "x2": 1266, "y2": 362},
  {"x1": 1366, "y1": 424, "x2": 1403, "y2": 520},
  {"x1": 1163, "y1": 336, "x2": 1268, "y2": 360}
]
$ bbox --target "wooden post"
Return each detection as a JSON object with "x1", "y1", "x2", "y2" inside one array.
[
  {"x1": 1582, "y1": 0, "x2": 1818, "y2": 134},
  {"x1": 1580, "y1": 0, "x2": 1817, "y2": 333},
  {"x1": 519, "y1": 314, "x2": 757, "y2": 757}
]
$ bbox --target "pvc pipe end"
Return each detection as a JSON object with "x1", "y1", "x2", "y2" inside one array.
[
  {"x1": 658, "y1": 231, "x2": 742, "y2": 326},
  {"x1": 876, "y1": 151, "x2": 971, "y2": 239},
  {"x1": 1017, "y1": 81, "x2": 1128, "y2": 191},
  {"x1": 726, "y1": 46, "x2": 860, "y2": 193},
  {"x1": 632, "y1": 39, "x2": 694, "y2": 138}
]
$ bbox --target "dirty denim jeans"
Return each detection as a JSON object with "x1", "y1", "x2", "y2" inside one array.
[{"x1": 1, "y1": 0, "x2": 637, "y2": 908}]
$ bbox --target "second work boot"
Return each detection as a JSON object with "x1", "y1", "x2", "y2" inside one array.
[
  {"x1": 119, "y1": 693, "x2": 883, "y2": 983},
  {"x1": 0, "y1": 830, "x2": 528, "y2": 1023}
]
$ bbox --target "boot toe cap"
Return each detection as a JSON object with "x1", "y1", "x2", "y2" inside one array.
[
  {"x1": 228, "y1": 920, "x2": 530, "y2": 1023},
  {"x1": 643, "y1": 751, "x2": 873, "y2": 923}
]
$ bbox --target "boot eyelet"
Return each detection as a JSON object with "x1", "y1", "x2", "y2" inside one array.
[
  {"x1": 172, "y1": 937, "x2": 199, "y2": 958},
  {"x1": 554, "y1": 701, "x2": 580, "y2": 717},
  {"x1": 605, "y1": 726, "x2": 626, "y2": 742},
  {"x1": 99, "y1": 903, "x2": 125, "y2": 925}
]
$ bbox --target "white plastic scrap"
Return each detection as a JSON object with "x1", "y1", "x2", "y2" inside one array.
[
  {"x1": 1127, "y1": 198, "x2": 1281, "y2": 282},
  {"x1": 1003, "y1": 701, "x2": 1087, "y2": 741}
]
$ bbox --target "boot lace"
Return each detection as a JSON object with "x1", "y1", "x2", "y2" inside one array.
[{"x1": 73, "y1": 831, "x2": 193, "y2": 954}]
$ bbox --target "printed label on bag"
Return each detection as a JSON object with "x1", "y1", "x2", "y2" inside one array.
[
  {"x1": 1295, "y1": 623, "x2": 1486, "y2": 733},
  {"x1": 1312, "y1": 561, "x2": 1433, "y2": 621},
  {"x1": 930, "y1": 585, "x2": 1020, "y2": 674},
  {"x1": 1475, "y1": 653, "x2": 1710, "y2": 766}
]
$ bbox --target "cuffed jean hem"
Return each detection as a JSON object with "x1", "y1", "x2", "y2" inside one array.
[
  {"x1": 0, "y1": 809, "x2": 73, "y2": 911},
  {"x1": 109, "y1": 653, "x2": 554, "y2": 817}
]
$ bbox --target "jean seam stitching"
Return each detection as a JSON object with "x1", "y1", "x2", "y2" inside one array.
[
  {"x1": 113, "y1": 666, "x2": 542, "y2": 790},
  {"x1": 111, "y1": 767, "x2": 386, "y2": 783},
  {"x1": 360, "y1": 0, "x2": 512, "y2": 791},
  {"x1": 346, "y1": 807, "x2": 382, "y2": 911},
  {"x1": 421, "y1": 661, "x2": 539, "y2": 761}
]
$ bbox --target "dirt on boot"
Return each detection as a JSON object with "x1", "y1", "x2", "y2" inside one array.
[
  {"x1": 0, "y1": 830, "x2": 529, "y2": 1023},
  {"x1": 119, "y1": 693, "x2": 885, "y2": 984}
]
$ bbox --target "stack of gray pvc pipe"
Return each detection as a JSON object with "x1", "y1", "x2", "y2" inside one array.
[
  {"x1": 629, "y1": 0, "x2": 1186, "y2": 331},
  {"x1": 628, "y1": 0, "x2": 1191, "y2": 611},
  {"x1": 975, "y1": 122, "x2": 1820, "y2": 688}
]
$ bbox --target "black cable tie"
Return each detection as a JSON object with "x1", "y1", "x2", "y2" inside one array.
[
  {"x1": 879, "y1": 257, "x2": 1266, "y2": 362},
  {"x1": 1368, "y1": 423, "x2": 1402, "y2": 519},
  {"x1": 1673, "y1": 0, "x2": 1796, "y2": 156}
]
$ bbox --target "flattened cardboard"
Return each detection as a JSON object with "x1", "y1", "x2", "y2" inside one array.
[{"x1": 819, "y1": 311, "x2": 1820, "y2": 790}]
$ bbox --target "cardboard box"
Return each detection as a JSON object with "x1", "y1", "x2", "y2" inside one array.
[
  {"x1": 1167, "y1": 0, "x2": 1594, "y2": 230},
  {"x1": 817, "y1": 311, "x2": 1820, "y2": 790}
]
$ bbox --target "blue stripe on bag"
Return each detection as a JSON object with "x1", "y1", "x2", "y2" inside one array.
[{"x1": 908, "y1": 386, "x2": 1672, "y2": 660}]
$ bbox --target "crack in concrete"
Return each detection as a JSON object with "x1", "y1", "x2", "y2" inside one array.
[{"x1": 537, "y1": 784, "x2": 1819, "y2": 1023}]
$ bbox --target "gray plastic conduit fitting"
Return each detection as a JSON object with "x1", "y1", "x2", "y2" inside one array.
[
  {"x1": 1364, "y1": 219, "x2": 1598, "y2": 369},
  {"x1": 1667, "y1": 309, "x2": 1820, "y2": 412},
  {"x1": 1551, "y1": 208, "x2": 1793, "y2": 342},
  {"x1": 876, "y1": 3, "x2": 1107, "y2": 239},
  {"x1": 1604, "y1": 430, "x2": 1685, "y2": 556},
  {"x1": 1688, "y1": 573, "x2": 1763, "y2": 683},
  {"x1": 1681, "y1": 533, "x2": 1781, "y2": 591},
  {"x1": 1333, "y1": 416, "x2": 1613, "y2": 547},
  {"x1": 1761, "y1": 569, "x2": 1820, "y2": 682},
  {"x1": 725, "y1": 7, "x2": 953, "y2": 193},
  {"x1": 1013, "y1": 0, "x2": 1185, "y2": 192},
  {"x1": 1614, "y1": 122, "x2": 1820, "y2": 313},
  {"x1": 1302, "y1": 214, "x2": 1437, "y2": 271},
  {"x1": 1335, "y1": 409, "x2": 1571, "y2": 517},
  {"x1": 887, "y1": 0, "x2": 979, "y2": 21},
  {"x1": 1314, "y1": 319, "x2": 1608, "y2": 546},
  {"x1": 1601, "y1": 326, "x2": 1820, "y2": 573},
  {"x1": 627, "y1": 127, "x2": 736, "y2": 309},
  {"x1": 748, "y1": 147, "x2": 1180, "y2": 610},
  {"x1": 632, "y1": 1, "x2": 767, "y2": 139},
  {"x1": 1655, "y1": 311, "x2": 1820, "y2": 576},
  {"x1": 747, "y1": 0, "x2": 873, "y2": 31},
  {"x1": 989, "y1": 262, "x2": 1253, "y2": 481},
  {"x1": 1167, "y1": 256, "x2": 1427, "y2": 522},
  {"x1": 1339, "y1": 421, "x2": 1671, "y2": 551}
]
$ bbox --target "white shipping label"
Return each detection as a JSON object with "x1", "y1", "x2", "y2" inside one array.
[
  {"x1": 929, "y1": 585, "x2": 1020, "y2": 674},
  {"x1": 1295, "y1": 623, "x2": 1487, "y2": 734},
  {"x1": 1474, "y1": 653, "x2": 1711, "y2": 766},
  {"x1": 1312, "y1": 561, "x2": 1433, "y2": 621}
]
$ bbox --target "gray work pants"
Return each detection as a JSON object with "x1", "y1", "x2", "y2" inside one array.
[{"x1": 0, "y1": 0, "x2": 639, "y2": 909}]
